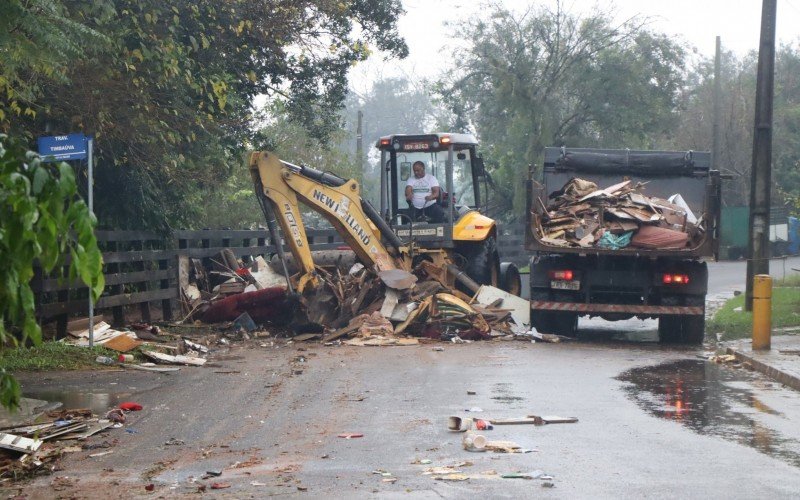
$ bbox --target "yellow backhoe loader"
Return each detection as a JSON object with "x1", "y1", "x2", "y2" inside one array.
[{"x1": 247, "y1": 135, "x2": 521, "y2": 323}]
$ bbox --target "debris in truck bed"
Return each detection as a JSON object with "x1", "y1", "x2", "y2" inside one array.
[{"x1": 534, "y1": 177, "x2": 704, "y2": 249}]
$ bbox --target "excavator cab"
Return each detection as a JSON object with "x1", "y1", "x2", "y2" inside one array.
[{"x1": 376, "y1": 133, "x2": 520, "y2": 294}]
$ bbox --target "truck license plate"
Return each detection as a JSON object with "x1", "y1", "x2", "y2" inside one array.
[{"x1": 551, "y1": 280, "x2": 580, "y2": 290}]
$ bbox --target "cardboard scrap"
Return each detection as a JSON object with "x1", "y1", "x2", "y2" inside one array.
[
  {"x1": 535, "y1": 177, "x2": 704, "y2": 250},
  {"x1": 101, "y1": 334, "x2": 143, "y2": 352}
]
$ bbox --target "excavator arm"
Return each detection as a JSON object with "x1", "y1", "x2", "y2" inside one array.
[{"x1": 248, "y1": 151, "x2": 408, "y2": 293}]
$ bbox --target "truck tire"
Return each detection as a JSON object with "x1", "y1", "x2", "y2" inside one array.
[
  {"x1": 547, "y1": 312, "x2": 578, "y2": 337},
  {"x1": 499, "y1": 262, "x2": 522, "y2": 296},
  {"x1": 459, "y1": 237, "x2": 500, "y2": 288},
  {"x1": 658, "y1": 312, "x2": 705, "y2": 345},
  {"x1": 530, "y1": 290, "x2": 578, "y2": 337}
]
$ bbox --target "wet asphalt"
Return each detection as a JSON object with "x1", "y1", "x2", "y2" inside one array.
[
  {"x1": 9, "y1": 342, "x2": 800, "y2": 498},
  {"x1": 7, "y1": 258, "x2": 800, "y2": 498}
]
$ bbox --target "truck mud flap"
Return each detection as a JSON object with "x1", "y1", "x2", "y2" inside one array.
[{"x1": 530, "y1": 301, "x2": 703, "y2": 316}]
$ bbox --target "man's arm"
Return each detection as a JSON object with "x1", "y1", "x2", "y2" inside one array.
[
  {"x1": 405, "y1": 185, "x2": 413, "y2": 203},
  {"x1": 426, "y1": 185, "x2": 441, "y2": 201}
]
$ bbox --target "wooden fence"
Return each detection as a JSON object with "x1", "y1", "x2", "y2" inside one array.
[{"x1": 33, "y1": 224, "x2": 529, "y2": 336}]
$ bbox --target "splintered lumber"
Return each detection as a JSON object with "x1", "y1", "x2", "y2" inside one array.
[
  {"x1": 322, "y1": 324, "x2": 360, "y2": 343},
  {"x1": 142, "y1": 350, "x2": 206, "y2": 366},
  {"x1": 488, "y1": 418, "x2": 539, "y2": 425},
  {"x1": 527, "y1": 415, "x2": 579, "y2": 425},
  {"x1": 0, "y1": 432, "x2": 42, "y2": 453}
]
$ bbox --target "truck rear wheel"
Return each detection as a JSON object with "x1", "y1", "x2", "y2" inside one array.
[
  {"x1": 530, "y1": 290, "x2": 578, "y2": 337},
  {"x1": 659, "y1": 295, "x2": 705, "y2": 345},
  {"x1": 658, "y1": 314, "x2": 705, "y2": 345},
  {"x1": 535, "y1": 311, "x2": 578, "y2": 337}
]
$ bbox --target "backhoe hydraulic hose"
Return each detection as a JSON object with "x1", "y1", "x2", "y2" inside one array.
[
  {"x1": 254, "y1": 178, "x2": 294, "y2": 294},
  {"x1": 282, "y1": 160, "x2": 404, "y2": 252},
  {"x1": 360, "y1": 199, "x2": 404, "y2": 251},
  {"x1": 283, "y1": 161, "x2": 346, "y2": 187},
  {"x1": 445, "y1": 263, "x2": 481, "y2": 294}
]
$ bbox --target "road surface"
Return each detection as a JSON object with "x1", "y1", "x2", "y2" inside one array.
[{"x1": 6, "y1": 257, "x2": 800, "y2": 498}]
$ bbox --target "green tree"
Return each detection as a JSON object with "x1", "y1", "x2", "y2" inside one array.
[
  {"x1": 667, "y1": 50, "x2": 756, "y2": 206},
  {"x1": 199, "y1": 103, "x2": 361, "y2": 229},
  {"x1": 0, "y1": 0, "x2": 108, "y2": 124},
  {"x1": 4, "y1": 0, "x2": 407, "y2": 231},
  {"x1": 437, "y1": 2, "x2": 686, "y2": 220},
  {"x1": 0, "y1": 135, "x2": 104, "y2": 410},
  {"x1": 343, "y1": 76, "x2": 442, "y2": 202}
]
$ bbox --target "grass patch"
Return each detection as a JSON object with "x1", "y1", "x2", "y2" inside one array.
[
  {"x1": 776, "y1": 274, "x2": 800, "y2": 287},
  {"x1": 0, "y1": 342, "x2": 118, "y2": 372},
  {"x1": 707, "y1": 287, "x2": 800, "y2": 340}
]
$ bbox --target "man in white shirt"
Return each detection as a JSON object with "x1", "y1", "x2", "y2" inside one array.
[{"x1": 404, "y1": 161, "x2": 445, "y2": 223}]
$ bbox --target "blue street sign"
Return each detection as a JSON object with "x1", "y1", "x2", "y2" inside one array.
[{"x1": 37, "y1": 133, "x2": 88, "y2": 162}]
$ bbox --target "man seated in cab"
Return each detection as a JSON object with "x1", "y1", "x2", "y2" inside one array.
[{"x1": 405, "y1": 161, "x2": 445, "y2": 223}]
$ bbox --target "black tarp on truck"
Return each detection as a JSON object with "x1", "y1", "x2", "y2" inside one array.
[{"x1": 526, "y1": 147, "x2": 721, "y2": 344}]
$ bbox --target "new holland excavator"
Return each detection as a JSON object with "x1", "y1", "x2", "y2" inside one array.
[{"x1": 247, "y1": 133, "x2": 520, "y2": 323}]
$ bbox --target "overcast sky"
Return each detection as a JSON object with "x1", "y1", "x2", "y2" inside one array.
[{"x1": 349, "y1": 0, "x2": 800, "y2": 91}]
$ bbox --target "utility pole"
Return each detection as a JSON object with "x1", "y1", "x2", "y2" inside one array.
[
  {"x1": 712, "y1": 36, "x2": 722, "y2": 173},
  {"x1": 356, "y1": 110, "x2": 363, "y2": 173},
  {"x1": 745, "y1": 0, "x2": 777, "y2": 311}
]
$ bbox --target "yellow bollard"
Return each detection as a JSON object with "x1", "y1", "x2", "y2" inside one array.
[{"x1": 752, "y1": 274, "x2": 772, "y2": 350}]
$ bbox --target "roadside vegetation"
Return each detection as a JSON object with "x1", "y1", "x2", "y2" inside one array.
[
  {"x1": 708, "y1": 286, "x2": 800, "y2": 340},
  {"x1": 0, "y1": 343, "x2": 118, "y2": 372}
]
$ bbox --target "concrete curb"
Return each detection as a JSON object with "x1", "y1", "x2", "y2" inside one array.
[{"x1": 725, "y1": 346, "x2": 800, "y2": 392}]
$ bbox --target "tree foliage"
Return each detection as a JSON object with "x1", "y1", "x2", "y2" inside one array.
[
  {"x1": 3, "y1": 0, "x2": 407, "y2": 230},
  {"x1": 0, "y1": 135, "x2": 104, "y2": 409},
  {"x1": 199, "y1": 102, "x2": 362, "y2": 229},
  {"x1": 343, "y1": 77, "x2": 440, "y2": 202},
  {"x1": 437, "y1": 2, "x2": 686, "y2": 219}
]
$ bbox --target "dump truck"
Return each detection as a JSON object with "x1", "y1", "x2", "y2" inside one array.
[{"x1": 526, "y1": 147, "x2": 721, "y2": 344}]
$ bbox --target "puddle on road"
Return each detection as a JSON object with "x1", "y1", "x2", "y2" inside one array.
[
  {"x1": 617, "y1": 359, "x2": 800, "y2": 467},
  {"x1": 23, "y1": 389, "x2": 134, "y2": 415},
  {"x1": 491, "y1": 382, "x2": 525, "y2": 406}
]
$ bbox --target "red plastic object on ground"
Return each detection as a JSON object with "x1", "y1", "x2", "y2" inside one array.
[{"x1": 120, "y1": 402, "x2": 143, "y2": 411}]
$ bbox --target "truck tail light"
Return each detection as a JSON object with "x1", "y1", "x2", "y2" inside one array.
[
  {"x1": 549, "y1": 270, "x2": 574, "y2": 281},
  {"x1": 662, "y1": 273, "x2": 690, "y2": 284}
]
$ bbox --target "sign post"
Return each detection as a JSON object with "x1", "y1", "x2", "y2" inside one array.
[{"x1": 37, "y1": 133, "x2": 95, "y2": 346}]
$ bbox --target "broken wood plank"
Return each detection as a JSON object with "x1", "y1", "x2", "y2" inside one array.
[
  {"x1": 74, "y1": 420, "x2": 115, "y2": 440},
  {"x1": 527, "y1": 415, "x2": 579, "y2": 425},
  {"x1": 488, "y1": 418, "x2": 539, "y2": 425},
  {"x1": 142, "y1": 350, "x2": 206, "y2": 366},
  {"x1": 292, "y1": 333, "x2": 321, "y2": 342},
  {"x1": 0, "y1": 432, "x2": 43, "y2": 453},
  {"x1": 322, "y1": 324, "x2": 360, "y2": 343}
]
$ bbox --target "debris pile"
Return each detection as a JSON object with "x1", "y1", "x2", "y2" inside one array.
[
  {"x1": 534, "y1": 177, "x2": 704, "y2": 250},
  {"x1": 62, "y1": 317, "x2": 213, "y2": 369},
  {"x1": 181, "y1": 248, "x2": 530, "y2": 344},
  {"x1": 0, "y1": 401, "x2": 143, "y2": 478}
]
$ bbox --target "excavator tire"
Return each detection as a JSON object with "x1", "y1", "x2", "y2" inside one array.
[{"x1": 459, "y1": 236, "x2": 500, "y2": 288}]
